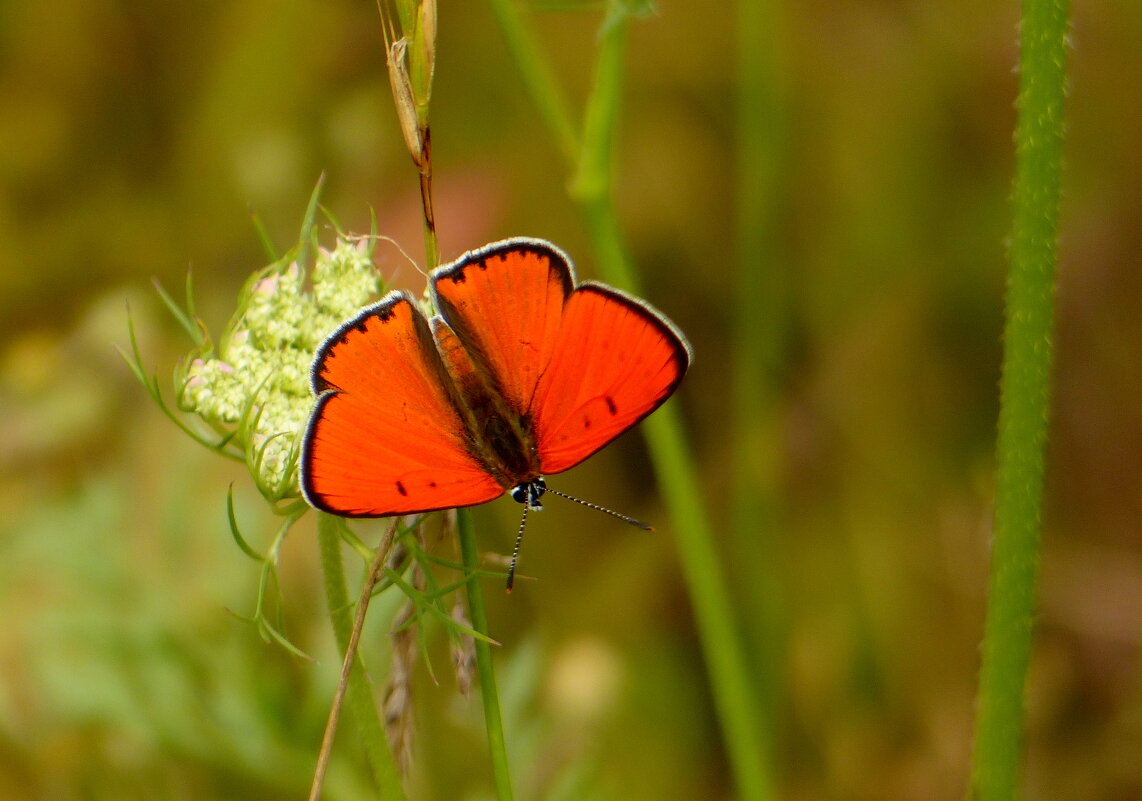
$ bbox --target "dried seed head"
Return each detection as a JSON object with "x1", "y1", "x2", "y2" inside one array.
[
  {"x1": 384, "y1": 562, "x2": 422, "y2": 776},
  {"x1": 386, "y1": 37, "x2": 426, "y2": 169},
  {"x1": 382, "y1": 0, "x2": 435, "y2": 171},
  {"x1": 450, "y1": 597, "x2": 475, "y2": 700}
]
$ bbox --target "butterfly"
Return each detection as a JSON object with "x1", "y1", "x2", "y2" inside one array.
[{"x1": 300, "y1": 238, "x2": 691, "y2": 585}]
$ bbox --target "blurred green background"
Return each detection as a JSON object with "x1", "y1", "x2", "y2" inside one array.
[{"x1": 1, "y1": 1, "x2": 1140, "y2": 799}]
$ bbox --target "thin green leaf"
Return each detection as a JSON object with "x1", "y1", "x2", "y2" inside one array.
[
  {"x1": 183, "y1": 270, "x2": 199, "y2": 329},
  {"x1": 123, "y1": 310, "x2": 243, "y2": 460},
  {"x1": 318, "y1": 203, "x2": 345, "y2": 235},
  {"x1": 152, "y1": 277, "x2": 203, "y2": 344},
  {"x1": 337, "y1": 520, "x2": 377, "y2": 564},
  {"x1": 259, "y1": 617, "x2": 318, "y2": 662},
  {"x1": 249, "y1": 208, "x2": 279, "y2": 262},
  {"x1": 295, "y1": 174, "x2": 326, "y2": 273},
  {"x1": 272, "y1": 497, "x2": 310, "y2": 519},
  {"x1": 121, "y1": 333, "x2": 241, "y2": 458},
  {"x1": 226, "y1": 485, "x2": 267, "y2": 562}
]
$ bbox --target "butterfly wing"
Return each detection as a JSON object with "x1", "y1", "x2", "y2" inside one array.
[
  {"x1": 532, "y1": 283, "x2": 692, "y2": 474},
  {"x1": 430, "y1": 238, "x2": 691, "y2": 478},
  {"x1": 431, "y1": 239, "x2": 574, "y2": 418},
  {"x1": 301, "y1": 290, "x2": 503, "y2": 517}
]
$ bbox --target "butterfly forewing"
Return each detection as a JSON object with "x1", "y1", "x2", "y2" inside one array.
[
  {"x1": 432, "y1": 240, "x2": 572, "y2": 416},
  {"x1": 301, "y1": 291, "x2": 502, "y2": 516}
]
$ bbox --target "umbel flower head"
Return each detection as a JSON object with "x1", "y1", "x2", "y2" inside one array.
[{"x1": 179, "y1": 235, "x2": 382, "y2": 501}]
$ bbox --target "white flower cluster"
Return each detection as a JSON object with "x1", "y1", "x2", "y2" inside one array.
[{"x1": 180, "y1": 237, "x2": 381, "y2": 498}]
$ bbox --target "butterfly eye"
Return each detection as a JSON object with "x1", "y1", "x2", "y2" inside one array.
[{"x1": 510, "y1": 478, "x2": 546, "y2": 509}]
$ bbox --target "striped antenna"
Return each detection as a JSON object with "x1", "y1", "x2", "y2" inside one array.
[
  {"x1": 545, "y1": 488, "x2": 654, "y2": 531},
  {"x1": 504, "y1": 485, "x2": 654, "y2": 592}
]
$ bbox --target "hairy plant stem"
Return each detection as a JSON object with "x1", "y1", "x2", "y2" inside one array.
[{"x1": 969, "y1": 0, "x2": 1070, "y2": 797}]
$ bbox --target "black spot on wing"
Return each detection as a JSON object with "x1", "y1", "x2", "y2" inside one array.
[{"x1": 396, "y1": 481, "x2": 408, "y2": 497}]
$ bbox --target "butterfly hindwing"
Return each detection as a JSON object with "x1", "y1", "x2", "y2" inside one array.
[
  {"x1": 532, "y1": 283, "x2": 692, "y2": 474},
  {"x1": 301, "y1": 291, "x2": 502, "y2": 516}
]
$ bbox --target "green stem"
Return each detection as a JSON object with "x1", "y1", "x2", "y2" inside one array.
[
  {"x1": 569, "y1": 11, "x2": 639, "y2": 290},
  {"x1": 316, "y1": 512, "x2": 408, "y2": 801},
  {"x1": 420, "y1": 158, "x2": 439, "y2": 270},
  {"x1": 644, "y1": 411, "x2": 776, "y2": 801},
  {"x1": 581, "y1": 19, "x2": 775, "y2": 801},
  {"x1": 568, "y1": 9, "x2": 624, "y2": 247},
  {"x1": 969, "y1": 0, "x2": 1069, "y2": 797},
  {"x1": 457, "y1": 508, "x2": 514, "y2": 801},
  {"x1": 733, "y1": 0, "x2": 791, "y2": 730},
  {"x1": 484, "y1": 0, "x2": 579, "y2": 163},
  {"x1": 490, "y1": 6, "x2": 774, "y2": 801}
]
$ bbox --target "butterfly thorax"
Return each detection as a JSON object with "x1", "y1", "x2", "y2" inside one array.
[{"x1": 432, "y1": 318, "x2": 541, "y2": 488}]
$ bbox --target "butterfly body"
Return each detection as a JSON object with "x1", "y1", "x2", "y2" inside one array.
[
  {"x1": 301, "y1": 238, "x2": 690, "y2": 519},
  {"x1": 430, "y1": 317, "x2": 540, "y2": 489}
]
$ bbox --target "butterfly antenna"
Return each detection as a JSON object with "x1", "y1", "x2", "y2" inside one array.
[
  {"x1": 545, "y1": 488, "x2": 654, "y2": 531},
  {"x1": 506, "y1": 504, "x2": 529, "y2": 593}
]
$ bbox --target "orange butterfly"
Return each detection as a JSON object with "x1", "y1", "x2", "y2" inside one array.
[{"x1": 300, "y1": 238, "x2": 691, "y2": 584}]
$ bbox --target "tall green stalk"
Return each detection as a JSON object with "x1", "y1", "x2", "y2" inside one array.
[
  {"x1": 733, "y1": 0, "x2": 791, "y2": 733},
  {"x1": 642, "y1": 412, "x2": 775, "y2": 801},
  {"x1": 969, "y1": 0, "x2": 1070, "y2": 797},
  {"x1": 487, "y1": 5, "x2": 774, "y2": 801},
  {"x1": 316, "y1": 512, "x2": 408, "y2": 801},
  {"x1": 484, "y1": 0, "x2": 578, "y2": 164},
  {"x1": 457, "y1": 509, "x2": 515, "y2": 801}
]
